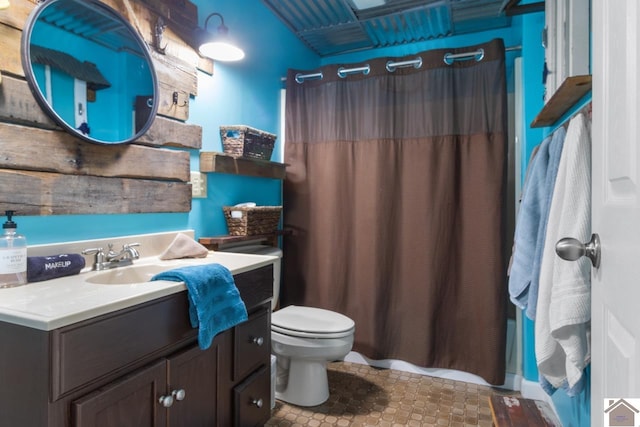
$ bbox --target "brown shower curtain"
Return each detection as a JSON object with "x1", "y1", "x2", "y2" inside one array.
[{"x1": 282, "y1": 39, "x2": 508, "y2": 384}]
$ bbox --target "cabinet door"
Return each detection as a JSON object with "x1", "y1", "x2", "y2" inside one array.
[
  {"x1": 234, "y1": 365, "x2": 270, "y2": 427},
  {"x1": 167, "y1": 341, "x2": 220, "y2": 427},
  {"x1": 73, "y1": 360, "x2": 167, "y2": 427}
]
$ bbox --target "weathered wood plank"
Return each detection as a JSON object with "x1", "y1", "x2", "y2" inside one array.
[
  {"x1": 0, "y1": 74, "x2": 56, "y2": 128},
  {"x1": 0, "y1": 169, "x2": 192, "y2": 215},
  {"x1": 105, "y1": 0, "x2": 201, "y2": 67},
  {"x1": 0, "y1": 22, "x2": 24, "y2": 78},
  {"x1": 0, "y1": 123, "x2": 190, "y2": 182},
  {"x1": 139, "y1": 0, "x2": 198, "y2": 30},
  {"x1": 151, "y1": 41, "x2": 198, "y2": 97},
  {"x1": 136, "y1": 115, "x2": 202, "y2": 149},
  {"x1": 0, "y1": 0, "x2": 35, "y2": 31}
]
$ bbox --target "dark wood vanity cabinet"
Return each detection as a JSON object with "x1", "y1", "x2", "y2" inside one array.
[
  {"x1": 0, "y1": 265, "x2": 273, "y2": 427},
  {"x1": 73, "y1": 342, "x2": 221, "y2": 426}
]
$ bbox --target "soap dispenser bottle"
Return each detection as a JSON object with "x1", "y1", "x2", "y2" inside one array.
[{"x1": 0, "y1": 210, "x2": 27, "y2": 288}]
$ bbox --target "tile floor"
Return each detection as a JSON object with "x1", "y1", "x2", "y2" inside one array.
[{"x1": 266, "y1": 361, "x2": 518, "y2": 427}]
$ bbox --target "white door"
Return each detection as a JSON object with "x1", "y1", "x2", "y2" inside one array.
[
  {"x1": 74, "y1": 78, "x2": 88, "y2": 130},
  {"x1": 592, "y1": 0, "x2": 640, "y2": 425}
]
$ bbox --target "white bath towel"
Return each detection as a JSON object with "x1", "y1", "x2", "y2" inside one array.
[{"x1": 535, "y1": 113, "x2": 591, "y2": 395}]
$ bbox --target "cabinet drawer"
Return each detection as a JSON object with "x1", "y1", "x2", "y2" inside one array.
[
  {"x1": 234, "y1": 309, "x2": 270, "y2": 382},
  {"x1": 52, "y1": 293, "x2": 194, "y2": 399},
  {"x1": 234, "y1": 265, "x2": 273, "y2": 311},
  {"x1": 234, "y1": 365, "x2": 270, "y2": 427}
]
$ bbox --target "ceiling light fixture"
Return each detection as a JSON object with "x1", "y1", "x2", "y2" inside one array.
[{"x1": 197, "y1": 12, "x2": 245, "y2": 62}]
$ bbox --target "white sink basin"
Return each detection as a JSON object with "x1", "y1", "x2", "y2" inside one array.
[{"x1": 85, "y1": 264, "x2": 170, "y2": 285}]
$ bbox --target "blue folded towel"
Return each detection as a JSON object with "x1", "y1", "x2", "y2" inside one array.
[
  {"x1": 508, "y1": 126, "x2": 566, "y2": 320},
  {"x1": 151, "y1": 263, "x2": 248, "y2": 350},
  {"x1": 27, "y1": 254, "x2": 86, "y2": 283}
]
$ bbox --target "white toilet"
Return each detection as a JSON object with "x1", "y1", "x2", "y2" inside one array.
[{"x1": 219, "y1": 244, "x2": 355, "y2": 407}]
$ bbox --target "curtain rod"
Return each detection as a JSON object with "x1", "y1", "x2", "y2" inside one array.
[{"x1": 292, "y1": 45, "x2": 522, "y2": 84}]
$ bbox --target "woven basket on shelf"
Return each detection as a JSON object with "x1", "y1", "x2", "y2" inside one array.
[
  {"x1": 220, "y1": 125, "x2": 277, "y2": 160},
  {"x1": 222, "y1": 206, "x2": 282, "y2": 236}
]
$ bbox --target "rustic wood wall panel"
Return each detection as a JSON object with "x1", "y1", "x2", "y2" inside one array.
[
  {"x1": 0, "y1": 169, "x2": 191, "y2": 215},
  {"x1": 0, "y1": 0, "x2": 206, "y2": 215},
  {"x1": 0, "y1": 123, "x2": 190, "y2": 181}
]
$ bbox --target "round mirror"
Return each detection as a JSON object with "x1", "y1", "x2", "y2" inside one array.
[{"x1": 21, "y1": 0, "x2": 158, "y2": 145}]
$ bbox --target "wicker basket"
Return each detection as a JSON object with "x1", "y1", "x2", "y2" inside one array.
[
  {"x1": 220, "y1": 125, "x2": 277, "y2": 160},
  {"x1": 223, "y1": 206, "x2": 282, "y2": 236}
]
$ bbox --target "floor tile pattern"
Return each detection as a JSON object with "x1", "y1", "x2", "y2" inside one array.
[{"x1": 266, "y1": 361, "x2": 516, "y2": 427}]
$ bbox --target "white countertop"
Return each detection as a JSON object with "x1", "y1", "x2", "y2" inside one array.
[{"x1": 0, "y1": 231, "x2": 277, "y2": 331}]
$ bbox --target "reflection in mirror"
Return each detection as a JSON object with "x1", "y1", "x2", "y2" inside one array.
[{"x1": 21, "y1": 0, "x2": 158, "y2": 145}]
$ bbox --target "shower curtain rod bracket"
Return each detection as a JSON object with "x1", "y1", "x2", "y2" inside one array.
[
  {"x1": 337, "y1": 64, "x2": 370, "y2": 78},
  {"x1": 443, "y1": 48, "x2": 484, "y2": 65},
  {"x1": 386, "y1": 57, "x2": 422, "y2": 72}
]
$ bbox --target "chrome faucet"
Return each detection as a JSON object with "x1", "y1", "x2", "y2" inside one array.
[{"x1": 83, "y1": 243, "x2": 140, "y2": 271}]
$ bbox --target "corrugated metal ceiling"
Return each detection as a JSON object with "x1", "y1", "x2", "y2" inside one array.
[
  {"x1": 261, "y1": 0, "x2": 512, "y2": 56},
  {"x1": 37, "y1": 0, "x2": 143, "y2": 55}
]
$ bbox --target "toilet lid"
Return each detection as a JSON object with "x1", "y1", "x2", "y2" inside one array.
[{"x1": 272, "y1": 305, "x2": 355, "y2": 338}]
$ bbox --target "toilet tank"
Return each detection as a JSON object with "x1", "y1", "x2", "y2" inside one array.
[{"x1": 218, "y1": 244, "x2": 282, "y2": 310}]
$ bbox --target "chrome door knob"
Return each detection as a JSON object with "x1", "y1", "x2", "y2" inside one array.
[
  {"x1": 252, "y1": 336, "x2": 264, "y2": 346},
  {"x1": 555, "y1": 233, "x2": 601, "y2": 268},
  {"x1": 251, "y1": 398, "x2": 264, "y2": 408}
]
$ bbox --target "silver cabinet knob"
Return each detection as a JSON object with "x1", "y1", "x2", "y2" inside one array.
[
  {"x1": 158, "y1": 394, "x2": 174, "y2": 408},
  {"x1": 555, "y1": 233, "x2": 601, "y2": 268},
  {"x1": 251, "y1": 398, "x2": 264, "y2": 408},
  {"x1": 172, "y1": 389, "x2": 186, "y2": 401},
  {"x1": 252, "y1": 336, "x2": 264, "y2": 346}
]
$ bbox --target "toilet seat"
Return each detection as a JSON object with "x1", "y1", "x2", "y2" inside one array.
[{"x1": 272, "y1": 305, "x2": 355, "y2": 339}]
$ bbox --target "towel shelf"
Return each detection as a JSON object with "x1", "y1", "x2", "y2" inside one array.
[{"x1": 531, "y1": 75, "x2": 592, "y2": 128}]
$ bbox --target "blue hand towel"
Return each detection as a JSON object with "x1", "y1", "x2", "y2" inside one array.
[{"x1": 151, "y1": 263, "x2": 248, "y2": 350}]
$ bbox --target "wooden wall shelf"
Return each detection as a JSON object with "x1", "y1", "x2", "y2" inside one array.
[
  {"x1": 200, "y1": 152, "x2": 286, "y2": 179},
  {"x1": 199, "y1": 230, "x2": 290, "y2": 250},
  {"x1": 531, "y1": 75, "x2": 592, "y2": 128}
]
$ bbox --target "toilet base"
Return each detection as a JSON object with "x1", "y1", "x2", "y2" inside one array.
[{"x1": 275, "y1": 357, "x2": 329, "y2": 407}]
